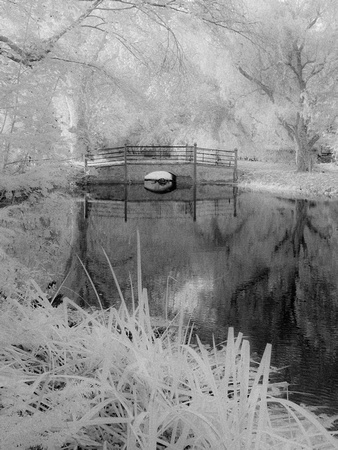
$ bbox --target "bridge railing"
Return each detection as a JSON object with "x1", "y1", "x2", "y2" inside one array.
[{"x1": 85, "y1": 143, "x2": 238, "y2": 181}]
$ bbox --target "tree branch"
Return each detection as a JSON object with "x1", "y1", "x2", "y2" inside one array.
[
  {"x1": 308, "y1": 133, "x2": 320, "y2": 148},
  {"x1": 0, "y1": 0, "x2": 105, "y2": 67},
  {"x1": 0, "y1": 35, "x2": 27, "y2": 59},
  {"x1": 237, "y1": 66, "x2": 274, "y2": 103},
  {"x1": 306, "y1": 9, "x2": 321, "y2": 31},
  {"x1": 277, "y1": 116, "x2": 296, "y2": 141},
  {"x1": 285, "y1": 60, "x2": 299, "y2": 78},
  {"x1": 45, "y1": 0, "x2": 105, "y2": 48},
  {"x1": 306, "y1": 62, "x2": 325, "y2": 81},
  {"x1": 0, "y1": 41, "x2": 49, "y2": 67}
]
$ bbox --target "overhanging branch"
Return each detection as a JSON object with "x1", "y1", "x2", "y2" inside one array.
[
  {"x1": 0, "y1": 0, "x2": 105, "y2": 67},
  {"x1": 238, "y1": 66, "x2": 274, "y2": 103}
]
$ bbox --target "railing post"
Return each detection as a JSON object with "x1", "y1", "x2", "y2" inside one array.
[
  {"x1": 193, "y1": 143, "x2": 197, "y2": 186},
  {"x1": 193, "y1": 180, "x2": 197, "y2": 222},
  {"x1": 124, "y1": 143, "x2": 128, "y2": 184},
  {"x1": 193, "y1": 143, "x2": 197, "y2": 221},
  {"x1": 233, "y1": 148, "x2": 238, "y2": 182}
]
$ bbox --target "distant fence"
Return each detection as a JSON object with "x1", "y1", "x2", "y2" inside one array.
[{"x1": 85, "y1": 143, "x2": 238, "y2": 182}]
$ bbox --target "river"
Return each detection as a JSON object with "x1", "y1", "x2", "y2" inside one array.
[{"x1": 2, "y1": 183, "x2": 338, "y2": 424}]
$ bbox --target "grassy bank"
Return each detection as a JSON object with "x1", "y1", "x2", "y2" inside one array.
[
  {"x1": 0, "y1": 161, "x2": 83, "y2": 206},
  {"x1": 238, "y1": 161, "x2": 338, "y2": 200},
  {"x1": 1, "y1": 241, "x2": 337, "y2": 449}
]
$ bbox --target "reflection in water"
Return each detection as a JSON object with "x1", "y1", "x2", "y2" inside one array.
[
  {"x1": 83, "y1": 183, "x2": 237, "y2": 222},
  {"x1": 64, "y1": 186, "x2": 338, "y2": 418}
]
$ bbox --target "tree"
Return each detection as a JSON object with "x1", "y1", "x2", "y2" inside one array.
[
  {"x1": 0, "y1": 63, "x2": 69, "y2": 171},
  {"x1": 0, "y1": 0, "x2": 102, "y2": 170},
  {"x1": 0, "y1": 0, "x2": 190, "y2": 169},
  {"x1": 0, "y1": 0, "x2": 249, "y2": 169},
  {"x1": 214, "y1": 0, "x2": 338, "y2": 171},
  {"x1": 78, "y1": 4, "x2": 249, "y2": 149},
  {"x1": 0, "y1": 0, "x2": 105, "y2": 67}
]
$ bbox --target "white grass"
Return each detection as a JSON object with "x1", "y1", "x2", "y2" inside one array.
[{"x1": 0, "y1": 240, "x2": 337, "y2": 449}]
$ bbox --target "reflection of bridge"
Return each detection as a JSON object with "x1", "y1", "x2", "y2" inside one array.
[
  {"x1": 83, "y1": 185, "x2": 238, "y2": 221},
  {"x1": 85, "y1": 144, "x2": 238, "y2": 183},
  {"x1": 86, "y1": 198, "x2": 237, "y2": 220}
]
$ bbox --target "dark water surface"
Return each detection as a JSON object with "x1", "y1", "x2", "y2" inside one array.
[{"x1": 63, "y1": 184, "x2": 338, "y2": 419}]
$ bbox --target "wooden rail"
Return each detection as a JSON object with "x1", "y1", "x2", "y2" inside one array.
[{"x1": 85, "y1": 143, "x2": 238, "y2": 182}]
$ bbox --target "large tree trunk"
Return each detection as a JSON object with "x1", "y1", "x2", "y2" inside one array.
[{"x1": 294, "y1": 115, "x2": 314, "y2": 172}]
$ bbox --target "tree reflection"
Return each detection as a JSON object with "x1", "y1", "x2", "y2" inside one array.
[
  {"x1": 64, "y1": 190, "x2": 338, "y2": 415},
  {"x1": 202, "y1": 196, "x2": 338, "y2": 413}
]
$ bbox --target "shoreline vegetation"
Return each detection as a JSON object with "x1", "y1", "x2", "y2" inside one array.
[
  {"x1": 0, "y1": 159, "x2": 337, "y2": 204},
  {"x1": 1, "y1": 238, "x2": 338, "y2": 449},
  {"x1": 83, "y1": 160, "x2": 338, "y2": 201},
  {"x1": 1, "y1": 289, "x2": 338, "y2": 449},
  {"x1": 237, "y1": 161, "x2": 338, "y2": 200}
]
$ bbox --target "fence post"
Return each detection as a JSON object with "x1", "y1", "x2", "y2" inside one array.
[
  {"x1": 193, "y1": 143, "x2": 197, "y2": 186},
  {"x1": 124, "y1": 143, "x2": 128, "y2": 184},
  {"x1": 84, "y1": 154, "x2": 87, "y2": 173},
  {"x1": 233, "y1": 148, "x2": 238, "y2": 182}
]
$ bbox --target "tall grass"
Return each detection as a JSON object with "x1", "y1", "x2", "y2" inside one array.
[{"x1": 0, "y1": 238, "x2": 337, "y2": 449}]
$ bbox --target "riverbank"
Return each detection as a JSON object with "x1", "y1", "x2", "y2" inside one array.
[
  {"x1": 1, "y1": 160, "x2": 337, "y2": 204},
  {"x1": 84, "y1": 160, "x2": 338, "y2": 200},
  {"x1": 1, "y1": 280, "x2": 337, "y2": 449},
  {"x1": 0, "y1": 161, "x2": 81, "y2": 206},
  {"x1": 237, "y1": 161, "x2": 338, "y2": 200}
]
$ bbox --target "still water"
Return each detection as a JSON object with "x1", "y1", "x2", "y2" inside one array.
[{"x1": 60, "y1": 183, "x2": 338, "y2": 420}]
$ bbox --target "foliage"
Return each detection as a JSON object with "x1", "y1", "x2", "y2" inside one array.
[
  {"x1": 217, "y1": 0, "x2": 338, "y2": 170},
  {"x1": 0, "y1": 161, "x2": 78, "y2": 197},
  {"x1": 0, "y1": 0, "x2": 192, "y2": 171},
  {"x1": 0, "y1": 0, "x2": 254, "y2": 177},
  {"x1": 0, "y1": 243, "x2": 337, "y2": 449},
  {"x1": 0, "y1": 166, "x2": 79, "y2": 295},
  {"x1": 0, "y1": 63, "x2": 67, "y2": 170},
  {"x1": 2, "y1": 0, "x2": 338, "y2": 175}
]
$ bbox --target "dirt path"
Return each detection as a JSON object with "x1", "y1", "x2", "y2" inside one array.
[{"x1": 237, "y1": 161, "x2": 338, "y2": 200}]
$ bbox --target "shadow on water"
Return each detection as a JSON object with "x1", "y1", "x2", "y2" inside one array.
[{"x1": 63, "y1": 183, "x2": 338, "y2": 420}]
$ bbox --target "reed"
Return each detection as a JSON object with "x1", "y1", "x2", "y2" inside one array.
[{"x1": 0, "y1": 238, "x2": 337, "y2": 449}]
